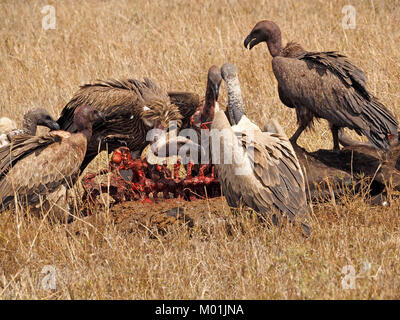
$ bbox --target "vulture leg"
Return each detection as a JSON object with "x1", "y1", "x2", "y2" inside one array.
[
  {"x1": 289, "y1": 123, "x2": 307, "y2": 146},
  {"x1": 331, "y1": 125, "x2": 340, "y2": 151},
  {"x1": 338, "y1": 129, "x2": 374, "y2": 148}
]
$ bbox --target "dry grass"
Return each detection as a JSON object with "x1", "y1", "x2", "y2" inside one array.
[{"x1": 0, "y1": 0, "x2": 400, "y2": 299}]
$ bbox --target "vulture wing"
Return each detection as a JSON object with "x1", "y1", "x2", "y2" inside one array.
[
  {"x1": 299, "y1": 51, "x2": 368, "y2": 96},
  {"x1": 244, "y1": 129, "x2": 308, "y2": 221},
  {"x1": 213, "y1": 112, "x2": 309, "y2": 229},
  {"x1": 272, "y1": 54, "x2": 398, "y2": 148},
  {"x1": 0, "y1": 132, "x2": 86, "y2": 209},
  {"x1": 0, "y1": 133, "x2": 62, "y2": 179},
  {"x1": 57, "y1": 78, "x2": 144, "y2": 132}
]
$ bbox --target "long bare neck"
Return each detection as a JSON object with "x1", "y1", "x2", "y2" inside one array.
[
  {"x1": 80, "y1": 127, "x2": 93, "y2": 142},
  {"x1": 225, "y1": 76, "x2": 245, "y2": 125},
  {"x1": 22, "y1": 112, "x2": 38, "y2": 135},
  {"x1": 267, "y1": 32, "x2": 283, "y2": 57},
  {"x1": 202, "y1": 79, "x2": 216, "y2": 122}
]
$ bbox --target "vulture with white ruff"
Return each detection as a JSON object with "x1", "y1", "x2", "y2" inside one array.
[
  {"x1": 244, "y1": 20, "x2": 398, "y2": 150},
  {"x1": 211, "y1": 63, "x2": 310, "y2": 235},
  {"x1": 0, "y1": 105, "x2": 104, "y2": 216}
]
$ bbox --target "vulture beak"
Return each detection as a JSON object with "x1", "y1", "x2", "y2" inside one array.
[
  {"x1": 46, "y1": 120, "x2": 60, "y2": 131},
  {"x1": 244, "y1": 34, "x2": 257, "y2": 50},
  {"x1": 213, "y1": 84, "x2": 220, "y2": 101}
]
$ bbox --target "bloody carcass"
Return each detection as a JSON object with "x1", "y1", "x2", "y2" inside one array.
[{"x1": 81, "y1": 146, "x2": 221, "y2": 208}]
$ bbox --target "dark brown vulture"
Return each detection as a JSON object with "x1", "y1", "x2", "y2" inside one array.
[
  {"x1": 244, "y1": 20, "x2": 398, "y2": 150},
  {"x1": 57, "y1": 78, "x2": 199, "y2": 172},
  {"x1": 0, "y1": 105, "x2": 104, "y2": 215},
  {"x1": 0, "y1": 108, "x2": 60, "y2": 146},
  {"x1": 211, "y1": 63, "x2": 310, "y2": 236}
]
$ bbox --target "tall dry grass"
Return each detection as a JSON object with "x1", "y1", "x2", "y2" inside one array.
[{"x1": 0, "y1": 0, "x2": 400, "y2": 299}]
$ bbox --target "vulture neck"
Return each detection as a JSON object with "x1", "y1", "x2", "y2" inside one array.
[
  {"x1": 225, "y1": 76, "x2": 245, "y2": 125},
  {"x1": 202, "y1": 80, "x2": 217, "y2": 122},
  {"x1": 22, "y1": 112, "x2": 38, "y2": 135},
  {"x1": 266, "y1": 32, "x2": 283, "y2": 57},
  {"x1": 79, "y1": 127, "x2": 93, "y2": 142}
]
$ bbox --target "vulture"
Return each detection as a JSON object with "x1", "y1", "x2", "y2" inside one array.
[
  {"x1": 0, "y1": 105, "x2": 104, "y2": 216},
  {"x1": 211, "y1": 63, "x2": 310, "y2": 235},
  {"x1": 57, "y1": 78, "x2": 198, "y2": 172},
  {"x1": 191, "y1": 65, "x2": 222, "y2": 130},
  {"x1": 244, "y1": 20, "x2": 398, "y2": 150},
  {"x1": 149, "y1": 65, "x2": 222, "y2": 161},
  {"x1": 0, "y1": 108, "x2": 60, "y2": 146}
]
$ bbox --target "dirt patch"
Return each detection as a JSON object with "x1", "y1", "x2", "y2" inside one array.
[{"x1": 109, "y1": 197, "x2": 235, "y2": 237}]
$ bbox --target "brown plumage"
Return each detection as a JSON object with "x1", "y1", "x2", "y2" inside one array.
[
  {"x1": 244, "y1": 20, "x2": 398, "y2": 150},
  {"x1": 57, "y1": 78, "x2": 188, "y2": 172},
  {"x1": 212, "y1": 63, "x2": 310, "y2": 235},
  {"x1": 0, "y1": 105, "x2": 104, "y2": 211},
  {"x1": 148, "y1": 66, "x2": 222, "y2": 161},
  {"x1": 0, "y1": 108, "x2": 60, "y2": 146},
  {"x1": 167, "y1": 91, "x2": 200, "y2": 129}
]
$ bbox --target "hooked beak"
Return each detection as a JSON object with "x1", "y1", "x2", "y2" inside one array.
[
  {"x1": 213, "y1": 84, "x2": 219, "y2": 101},
  {"x1": 45, "y1": 120, "x2": 60, "y2": 131},
  {"x1": 244, "y1": 34, "x2": 257, "y2": 50}
]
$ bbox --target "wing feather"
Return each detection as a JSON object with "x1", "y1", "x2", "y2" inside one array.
[
  {"x1": 0, "y1": 132, "x2": 85, "y2": 208},
  {"x1": 213, "y1": 111, "x2": 309, "y2": 223},
  {"x1": 273, "y1": 52, "x2": 398, "y2": 148}
]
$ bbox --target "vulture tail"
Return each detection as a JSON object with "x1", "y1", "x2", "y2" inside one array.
[{"x1": 361, "y1": 97, "x2": 398, "y2": 150}]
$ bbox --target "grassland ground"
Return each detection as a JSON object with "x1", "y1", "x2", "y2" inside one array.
[{"x1": 0, "y1": 0, "x2": 400, "y2": 299}]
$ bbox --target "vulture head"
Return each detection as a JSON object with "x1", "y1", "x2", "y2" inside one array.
[
  {"x1": 73, "y1": 105, "x2": 105, "y2": 139},
  {"x1": 206, "y1": 65, "x2": 222, "y2": 102},
  {"x1": 141, "y1": 100, "x2": 183, "y2": 131},
  {"x1": 244, "y1": 20, "x2": 282, "y2": 57},
  {"x1": 23, "y1": 108, "x2": 60, "y2": 133},
  {"x1": 30, "y1": 108, "x2": 60, "y2": 131}
]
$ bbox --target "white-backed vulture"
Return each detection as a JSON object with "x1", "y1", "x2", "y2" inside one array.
[
  {"x1": 0, "y1": 108, "x2": 60, "y2": 146},
  {"x1": 57, "y1": 78, "x2": 195, "y2": 172},
  {"x1": 211, "y1": 63, "x2": 310, "y2": 235},
  {"x1": 244, "y1": 20, "x2": 398, "y2": 150},
  {"x1": 0, "y1": 105, "x2": 104, "y2": 214}
]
